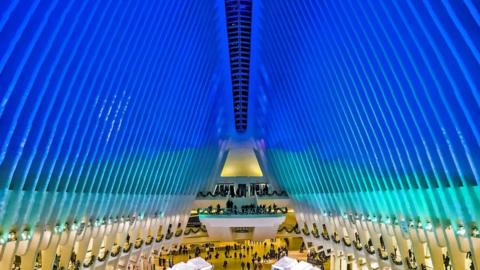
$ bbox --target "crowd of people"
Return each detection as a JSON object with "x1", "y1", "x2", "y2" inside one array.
[
  {"x1": 202, "y1": 184, "x2": 287, "y2": 198},
  {"x1": 211, "y1": 185, "x2": 272, "y2": 198},
  {"x1": 201, "y1": 202, "x2": 287, "y2": 215},
  {"x1": 157, "y1": 240, "x2": 295, "y2": 270}
]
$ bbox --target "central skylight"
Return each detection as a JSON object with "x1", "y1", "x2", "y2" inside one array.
[{"x1": 225, "y1": 0, "x2": 253, "y2": 133}]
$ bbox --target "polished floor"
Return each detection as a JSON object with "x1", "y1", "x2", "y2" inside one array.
[{"x1": 153, "y1": 239, "x2": 314, "y2": 270}]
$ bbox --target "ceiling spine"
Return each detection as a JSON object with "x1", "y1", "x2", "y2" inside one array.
[{"x1": 225, "y1": 0, "x2": 253, "y2": 133}]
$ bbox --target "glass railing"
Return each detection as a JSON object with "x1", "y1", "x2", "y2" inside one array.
[
  {"x1": 198, "y1": 206, "x2": 288, "y2": 216},
  {"x1": 197, "y1": 190, "x2": 288, "y2": 198}
]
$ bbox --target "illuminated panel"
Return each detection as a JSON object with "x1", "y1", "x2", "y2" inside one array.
[
  {"x1": 221, "y1": 148, "x2": 263, "y2": 177},
  {"x1": 253, "y1": 0, "x2": 480, "y2": 226},
  {"x1": 0, "y1": 0, "x2": 231, "y2": 233}
]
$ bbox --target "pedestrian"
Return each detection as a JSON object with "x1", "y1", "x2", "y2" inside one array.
[
  {"x1": 247, "y1": 262, "x2": 251, "y2": 270},
  {"x1": 223, "y1": 260, "x2": 228, "y2": 270},
  {"x1": 241, "y1": 261, "x2": 245, "y2": 270}
]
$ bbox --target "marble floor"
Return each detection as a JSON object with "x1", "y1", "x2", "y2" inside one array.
[{"x1": 154, "y1": 239, "x2": 311, "y2": 270}]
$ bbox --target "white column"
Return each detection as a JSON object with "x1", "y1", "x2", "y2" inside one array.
[
  {"x1": 339, "y1": 255, "x2": 347, "y2": 270},
  {"x1": 59, "y1": 230, "x2": 77, "y2": 269},
  {"x1": 330, "y1": 255, "x2": 336, "y2": 270},
  {"x1": 21, "y1": 231, "x2": 44, "y2": 270},
  {"x1": 41, "y1": 235, "x2": 60, "y2": 270},
  {"x1": 0, "y1": 242, "x2": 17, "y2": 269},
  {"x1": 469, "y1": 237, "x2": 480, "y2": 270},
  {"x1": 425, "y1": 231, "x2": 445, "y2": 270},
  {"x1": 444, "y1": 229, "x2": 466, "y2": 270}
]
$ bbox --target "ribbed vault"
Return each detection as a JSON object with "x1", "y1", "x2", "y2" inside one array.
[
  {"x1": 0, "y1": 0, "x2": 479, "y2": 234},
  {"x1": 252, "y1": 0, "x2": 479, "y2": 226},
  {"x1": 0, "y1": 0, "x2": 233, "y2": 231}
]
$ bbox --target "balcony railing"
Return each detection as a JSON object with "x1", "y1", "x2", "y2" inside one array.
[
  {"x1": 184, "y1": 225, "x2": 208, "y2": 235},
  {"x1": 83, "y1": 255, "x2": 96, "y2": 268},
  {"x1": 390, "y1": 253, "x2": 403, "y2": 265},
  {"x1": 198, "y1": 206, "x2": 288, "y2": 216},
  {"x1": 110, "y1": 245, "x2": 121, "y2": 257},
  {"x1": 98, "y1": 251, "x2": 109, "y2": 262},
  {"x1": 278, "y1": 224, "x2": 301, "y2": 234},
  {"x1": 197, "y1": 190, "x2": 288, "y2": 198}
]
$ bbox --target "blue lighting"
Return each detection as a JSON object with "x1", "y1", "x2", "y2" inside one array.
[
  {"x1": 0, "y1": 0, "x2": 233, "y2": 229},
  {"x1": 0, "y1": 0, "x2": 478, "y2": 231},
  {"x1": 252, "y1": 0, "x2": 479, "y2": 224}
]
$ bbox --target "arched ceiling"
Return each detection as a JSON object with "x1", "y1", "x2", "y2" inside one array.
[
  {"x1": 0, "y1": 0, "x2": 234, "y2": 229},
  {"x1": 251, "y1": 0, "x2": 479, "y2": 226},
  {"x1": 0, "y1": 0, "x2": 479, "y2": 231}
]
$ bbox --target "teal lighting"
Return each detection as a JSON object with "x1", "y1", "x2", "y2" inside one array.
[{"x1": 0, "y1": 0, "x2": 478, "y2": 233}]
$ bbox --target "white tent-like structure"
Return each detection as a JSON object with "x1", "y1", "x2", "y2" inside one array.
[
  {"x1": 292, "y1": 261, "x2": 314, "y2": 270},
  {"x1": 188, "y1": 257, "x2": 214, "y2": 270},
  {"x1": 271, "y1": 257, "x2": 298, "y2": 270},
  {"x1": 171, "y1": 262, "x2": 195, "y2": 270}
]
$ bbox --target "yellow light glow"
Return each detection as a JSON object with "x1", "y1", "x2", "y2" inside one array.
[{"x1": 221, "y1": 148, "x2": 263, "y2": 177}]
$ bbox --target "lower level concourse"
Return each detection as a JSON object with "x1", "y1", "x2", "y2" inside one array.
[{"x1": 154, "y1": 239, "x2": 306, "y2": 270}]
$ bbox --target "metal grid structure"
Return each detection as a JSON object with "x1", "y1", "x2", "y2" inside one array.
[{"x1": 225, "y1": 0, "x2": 253, "y2": 133}]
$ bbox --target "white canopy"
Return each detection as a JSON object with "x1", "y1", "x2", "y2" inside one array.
[
  {"x1": 172, "y1": 262, "x2": 195, "y2": 270},
  {"x1": 272, "y1": 257, "x2": 298, "y2": 270},
  {"x1": 187, "y1": 257, "x2": 213, "y2": 270},
  {"x1": 292, "y1": 261, "x2": 313, "y2": 270}
]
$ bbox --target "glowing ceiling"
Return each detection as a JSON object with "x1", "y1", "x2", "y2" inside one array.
[{"x1": 0, "y1": 0, "x2": 478, "y2": 231}]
